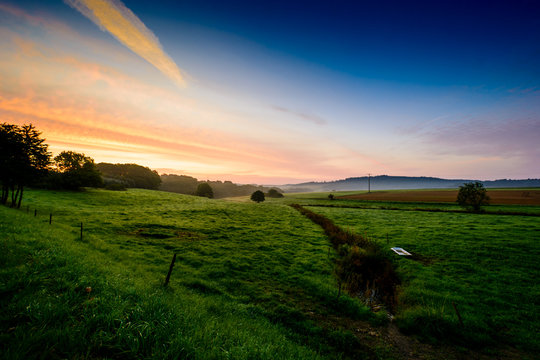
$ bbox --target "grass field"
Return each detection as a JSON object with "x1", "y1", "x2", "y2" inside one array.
[
  {"x1": 284, "y1": 189, "x2": 540, "y2": 215},
  {"x1": 306, "y1": 206, "x2": 540, "y2": 349},
  {"x1": 1, "y1": 188, "x2": 391, "y2": 360},
  {"x1": 338, "y1": 188, "x2": 540, "y2": 205},
  {"x1": 1, "y1": 188, "x2": 539, "y2": 359},
  {"x1": 288, "y1": 190, "x2": 540, "y2": 354}
]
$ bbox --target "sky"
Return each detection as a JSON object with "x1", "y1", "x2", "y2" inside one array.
[{"x1": 1, "y1": 0, "x2": 539, "y2": 184}]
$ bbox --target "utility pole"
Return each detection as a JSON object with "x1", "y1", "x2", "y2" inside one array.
[{"x1": 367, "y1": 173, "x2": 371, "y2": 193}]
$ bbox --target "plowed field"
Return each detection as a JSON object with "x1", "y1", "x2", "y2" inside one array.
[{"x1": 339, "y1": 189, "x2": 540, "y2": 205}]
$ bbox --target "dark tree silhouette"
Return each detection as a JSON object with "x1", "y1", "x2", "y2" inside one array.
[
  {"x1": 328, "y1": 194, "x2": 335, "y2": 200},
  {"x1": 457, "y1": 181, "x2": 490, "y2": 212},
  {"x1": 160, "y1": 174, "x2": 199, "y2": 194},
  {"x1": 97, "y1": 163, "x2": 161, "y2": 189},
  {"x1": 0, "y1": 123, "x2": 50, "y2": 207},
  {"x1": 267, "y1": 188, "x2": 284, "y2": 198},
  {"x1": 52, "y1": 151, "x2": 103, "y2": 190},
  {"x1": 250, "y1": 190, "x2": 265, "y2": 203},
  {"x1": 195, "y1": 182, "x2": 214, "y2": 198}
]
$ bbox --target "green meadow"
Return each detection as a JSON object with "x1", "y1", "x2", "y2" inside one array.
[
  {"x1": 1, "y1": 189, "x2": 384, "y2": 360},
  {"x1": 1, "y1": 188, "x2": 539, "y2": 359},
  {"x1": 289, "y1": 191, "x2": 540, "y2": 352}
]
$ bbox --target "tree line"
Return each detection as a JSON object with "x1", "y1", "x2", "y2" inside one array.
[
  {"x1": 0, "y1": 124, "x2": 49, "y2": 207},
  {"x1": 160, "y1": 174, "x2": 283, "y2": 199},
  {"x1": 1, "y1": 123, "x2": 283, "y2": 207},
  {"x1": 1, "y1": 123, "x2": 161, "y2": 207}
]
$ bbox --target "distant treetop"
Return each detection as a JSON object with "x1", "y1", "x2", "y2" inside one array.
[
  {"x1": 195, "y1": 182, "x2": 214, "y2": 198},
  {"x1": 457, "y1": 181, "x2": 490, "y2": 212},
  {"x1": 267, "y1": 188, "x2": 284, "y2": 198},
  {"x1": 251, "y1": 190, "x2": 265, "y2": 203},
  {"x1": 97, "y1": 163, "x2": 161, "y2": 190}
]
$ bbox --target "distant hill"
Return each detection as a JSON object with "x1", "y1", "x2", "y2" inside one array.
[
  {"x1": 160, "y1": 174, "x2": 282, "y2": 198},
  {"x1": 279, "y1": 175, "x2": 540, "y2": 193}
]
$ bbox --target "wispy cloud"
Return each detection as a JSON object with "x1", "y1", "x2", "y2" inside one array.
[
  {"x1": 272, "y1": 105, "x2": 327, "y2": 125},
  {"x1": 64, "y1": 0, "x2": 186, "y2": 87},
  {"x1": 0, "y1": 3, "x2": 389, "y2": 183},
  {"x1": 445, "y1": 118, "x2": 538, "y2": 158}
]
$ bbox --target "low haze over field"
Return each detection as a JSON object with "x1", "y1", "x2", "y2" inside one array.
[{"x1": 1, "y1": 0, "x2": 539, "y2": 183}]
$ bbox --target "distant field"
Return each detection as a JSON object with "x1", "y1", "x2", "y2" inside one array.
[{"x1": 338, "y1": 188, "x2": 540, "y2": 205}]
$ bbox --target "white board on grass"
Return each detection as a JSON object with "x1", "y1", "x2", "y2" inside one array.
[{"x1": 391, "y1": 247, "x2": 411, "y2": 256}]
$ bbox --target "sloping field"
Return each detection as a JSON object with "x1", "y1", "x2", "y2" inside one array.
[
  {"x1": 339, "y1": 189, "x2": 540, "y2": 205},
  {"x1": 0, "y1": 189, "x2": 388, "y2": 360}
]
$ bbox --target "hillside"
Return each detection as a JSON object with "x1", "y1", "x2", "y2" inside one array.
[
  {"x1": 280, "y1": 175, "x2": 540, "y2": 193},
  {"x1": 0, "y1": 189, "x2": 379, "y2": 359}
]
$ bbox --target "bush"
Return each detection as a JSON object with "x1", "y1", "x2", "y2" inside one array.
[
  {"x1": 195, "y1": 182, "x2": 213, "y2": 198},
  {"x1": 267, "y1": 189, "x2": 284, "y2": 198},
  {"x1": 457, "y1": 182, "x2": 490, "y2": 212},
  {"x1": 250, "y1": 190, "x2": 265, "y2": 203}
]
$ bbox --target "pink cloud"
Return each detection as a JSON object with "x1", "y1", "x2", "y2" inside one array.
[{"x1": 0, "y1": 3, "x2": 384, "y2": 183}]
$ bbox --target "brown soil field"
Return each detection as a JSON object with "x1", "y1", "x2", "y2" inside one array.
[{"x1": 339, "y1": 189, "x2": 540, "y2": 205}]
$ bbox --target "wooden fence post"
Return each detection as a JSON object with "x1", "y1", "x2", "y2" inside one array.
[
  {"x1": 452, "y1": 301, "x2": 464, "y2": 327},
  {"x1": 49, "y1": 213, "x2": 52, "y2": 225},
  {"x1": 164, "y1": 253, "x2": 177, "y2": 287},
  {"x1": 34, "y1": 209, "x2": 37, "y2": 217}
]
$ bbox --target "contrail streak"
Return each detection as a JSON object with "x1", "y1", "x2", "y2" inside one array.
[{"x1": 65, "y1": 0, "x2": 186, "y2": 87}]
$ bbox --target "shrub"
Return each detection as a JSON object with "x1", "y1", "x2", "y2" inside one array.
[
  {"x1": 267, "y1": 188, "x2": 284, "y2": 198},
  {"x1": 250, "y1": 190, "x2": 265, "y2": 203},
  {"x1": 195, "y1": 182, "x2": 213, "y2": 198},
  {"x1": 457, "y1": 182, "x2": 490, "y2": 212}
]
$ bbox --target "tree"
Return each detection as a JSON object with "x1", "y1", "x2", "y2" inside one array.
[
  {"x1": 267, "y1": 188, "x2": 284, "y2": 198},
  {"x1": 54, "y1": 151, "x2": 90, "y2": 172},
  {"x1": 195, "y1": 182, "x2": 213, "y2": 198},
  {"x1": 52, "y1": 151, "x2": 102, "y2": 190},
  {"x1": 97, "y1": 163, "x2": 161, "y2": 189},
  {"x1": 328, "y1": 194, "x2": 335, "y2": 200},
  {"x1": 0, "y1": 123, "x2": 51, "y2": 207},
  {"x1": 457, "y1": 181, "x2": 490, "y2": 212},
  {"x1": 250, "y1": 190, "x2": 265, "y2": 203},
  {"x1": 160, "y1": 174, "x2": 198, "y2": 195}
]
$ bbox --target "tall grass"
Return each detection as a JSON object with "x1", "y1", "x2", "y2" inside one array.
[{"x1": 290, "y1": 204, "x2": 399, "y2": 311}]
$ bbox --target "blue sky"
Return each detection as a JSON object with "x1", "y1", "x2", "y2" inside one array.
[{"x1": 1, "y1": 0, "x2": 539, "y2": 183}]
